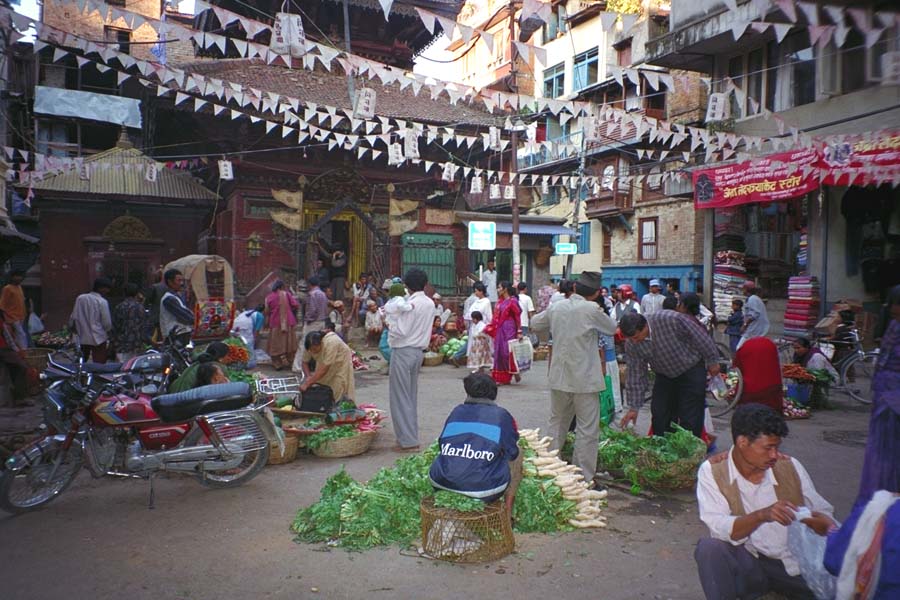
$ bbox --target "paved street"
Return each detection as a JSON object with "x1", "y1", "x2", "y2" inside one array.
[{"x1": 0, "y1": 361, "x2": 870, "y2": 600}]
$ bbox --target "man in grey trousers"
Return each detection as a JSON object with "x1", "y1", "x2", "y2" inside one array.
[
  {"x1": 387, "y1": 268, "x2": 435, "y2": 451},
  {"x1": 530, "y1": 271, "x2": 618, "y2": 484}
]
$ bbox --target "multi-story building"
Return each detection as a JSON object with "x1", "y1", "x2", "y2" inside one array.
[
  {"x1": 522, "y1": 1, "x2": 708, "y2": 296},
  {"x1": 646, "y1": 0, "x2": 900, "y2": 337}
]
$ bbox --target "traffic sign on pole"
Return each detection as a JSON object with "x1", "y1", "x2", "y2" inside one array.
[
  {"x1": 468, "y1": 221, "x2": 497, "y2": 250},
  {"x1": 555, "y1": 242, "x2": 578, "y2": 255}
]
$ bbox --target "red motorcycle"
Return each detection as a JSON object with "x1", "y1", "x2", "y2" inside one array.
[{"x1": 0, "y1": 353, "x2": 277, "y2": 513}]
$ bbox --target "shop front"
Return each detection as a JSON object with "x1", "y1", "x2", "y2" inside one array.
[{"x1": 694, "y1": 130, "x2": 900, "y2": 343}]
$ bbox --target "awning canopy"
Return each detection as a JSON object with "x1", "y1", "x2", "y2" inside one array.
[{"x1": 493, "y1": 222, "x2": 574, "y2": 236}]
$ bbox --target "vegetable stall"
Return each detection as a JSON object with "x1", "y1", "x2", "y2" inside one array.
[{"x1": 290, "y1": 428, "x2": 608, "y2": 553}]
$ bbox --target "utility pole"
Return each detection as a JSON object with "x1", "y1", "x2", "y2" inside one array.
[
  {"x1": 507, "y1": 0, "x2": 521, "y2": 286},
  {"x1": 342, "y1": 0, "x2": 355, "y2": 103},
  {"x1": 566, "y1": 139, "x2": 588, "y2": 275}
]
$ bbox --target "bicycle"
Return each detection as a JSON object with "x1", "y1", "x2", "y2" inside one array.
[{"x1": 775, "y1": 327, "x2": 879, "y2": 404}]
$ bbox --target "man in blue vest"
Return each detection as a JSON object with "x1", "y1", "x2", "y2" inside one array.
[{"x1": 429, "y1": 372, "x2": 522, "y2": 513}]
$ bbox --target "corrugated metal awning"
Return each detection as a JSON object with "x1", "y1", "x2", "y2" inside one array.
[{"x1": 494, "y1": 222, "x2": 574, "y2": 236}]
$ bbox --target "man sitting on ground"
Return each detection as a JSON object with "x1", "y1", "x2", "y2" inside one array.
[
  {"x1": 429, "y1": 372, "x2": 522, "y2": 514},
  {"x1": 168, "y1": 342, "x2": 229, "y2": 393},
  {"x1": 695, "y1": 404, "x2": 835, "y2": 600}
]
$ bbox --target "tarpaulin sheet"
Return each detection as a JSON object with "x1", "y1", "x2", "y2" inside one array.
[{"x1": 34, "y1": 86, "x2": 142, "y2": 129}]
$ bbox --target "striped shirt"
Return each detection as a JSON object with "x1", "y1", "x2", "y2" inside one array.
[{"x1": 624, "y1": 310, "x2": 719, "y2": 409}]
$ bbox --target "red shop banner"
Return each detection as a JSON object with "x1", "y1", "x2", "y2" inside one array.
[
  {"x1": 693, "y1": 147, "x2": 819, "y2": 209},
  {"x1": 818, "y1": 130, "x2": 900, "y2": 186}
]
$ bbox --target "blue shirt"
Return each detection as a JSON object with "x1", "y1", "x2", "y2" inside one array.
[{"x1": 429, "y1": 399, "x2": 519, "y2": 501}]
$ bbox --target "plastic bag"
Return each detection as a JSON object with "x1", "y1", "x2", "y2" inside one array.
[
  {"x1": 707, "y1": 374, "x2": 728, "y2": 400},
  {"x1": 509, "y1": 338, "x2": 533, "y2": 373},
  {"x1": 599, "y1": 375, "x2": 614, "y2": 425},
  {"x1": 28, "y1": 312, "x2": 45, "y2": 335},
  {"x1": 787, "y1": 507, "x2": 839, "y2": 600}
]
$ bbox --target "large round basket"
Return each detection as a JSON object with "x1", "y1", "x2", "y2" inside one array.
[
  {"x1": 419, "y1": 496, "x2": 514, "y2": 563},
  {"x1": 267, "y1": 434, "x2": 299, "y2": 465},
  {"x1": 23, "y1": 348, "x2": 52, "y2": 372},
  {"x1": 311, "y1": 430, "x2": 377, "y2": 458},
  {"x1": 423, "y1": 352, "x2": 444, "y2": 367},
  {"x1": 632, "y1": 444, "x2": 707, "y2": 492}
]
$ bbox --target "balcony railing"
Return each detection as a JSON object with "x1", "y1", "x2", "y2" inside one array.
[
  {"x1": 584, "y1": 189, "x2": 634, "y2": 220},
  {"x1": 520, "y1": 130, "x2": 585, "y2": 168}
]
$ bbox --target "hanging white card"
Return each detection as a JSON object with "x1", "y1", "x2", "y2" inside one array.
[
  {"x1": 354, "y1": 87, "x2": 377, "y2": 119},
  {"x1": 218, "y1": 159, "x2": 234, "y2": 180},
  {"x1": 145, "y1": 163, "x2": 158, "y2": 183},
  {"x1": 270, "y1": 12, "x2": 306, "y2": 57},
  {"x1": 388, "y1": 142, "x2": 404, "y2": 165},
  {"x1": 503, "y1": 185, "x2": 516, "y2": 200},
  {"x1": 470, "y1": 176, "x2": 484, "y2": 194},
  {"x1": 489, "y1": 126, "x2": 502, "y2": 150},
  {"x1": 706, "y1": 93, "x2": 729, "y2": 121},
  {"x1": 489, "y1": 183, "x2": 501, "y2": 200},
  {"x1": 404, "y1": 130, "x2": 420, "y2": 160},
  {"x1": 442, "y1": 162, "x2": 455, "y2": 182}
]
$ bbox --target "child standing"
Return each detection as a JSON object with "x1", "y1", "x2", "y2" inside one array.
[
  {"x1": 725, "y1": 298, "x2": 744, "y2": 353},
  {"x1": 466, "y1": 310, "x2": 493, "y2": 373},
  {"x1": 329, "y1": 300, "x2": 345, "y2": 339},
  {"x1": 364, "y1": 299, "x2": 383, "y2": 348}
]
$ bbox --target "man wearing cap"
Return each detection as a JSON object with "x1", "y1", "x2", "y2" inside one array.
[
  {"x1": 641, "y1": 279, "x2": 666, "y2": 315},
  {"x1": 530, "y1": 271, "x2": 618, "y2": 483},
  {"x1": 738, "y1": 281, "x2": 770, "y2": 350}
]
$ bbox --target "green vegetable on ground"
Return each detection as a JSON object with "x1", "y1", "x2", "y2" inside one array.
[
  {"x1": 290, "y1": 436, "x2": 581, "y2": 551},
  {"x1": 306, "y1": 425, "x2": 358, "y2": 451},
  {"x1": 433, "y1": 490, "x2": 486, "y2": 512}
]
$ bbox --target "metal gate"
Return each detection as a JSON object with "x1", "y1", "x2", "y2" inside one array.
[{"x1": 401, "y1": 233, "x2": 455, "y2": 295}]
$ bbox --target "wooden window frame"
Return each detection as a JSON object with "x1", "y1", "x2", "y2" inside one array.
[{"x1": 638, "y1": 217, "x2": 659, "y2": 261}]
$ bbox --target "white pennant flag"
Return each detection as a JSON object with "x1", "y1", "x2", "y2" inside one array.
[
  {"x1": 621, "y1": 14, "x2": 638, "y2": 31},
  {"x1": 599, "y1": 12, "x2": 618, "y2": 32},
  {"x1": 378, "y1": 0, "x2": 393, "y2": 20},
  {"x1": 415, "y1": 8, "x2": 437, "y2": 34}
]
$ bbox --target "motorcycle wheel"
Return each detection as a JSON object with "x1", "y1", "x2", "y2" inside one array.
[
  {"x1": 0, "y1": 444, "x2": 83, "y2": 514},
  {"x1": 180, "y1": 428, "x2": 270, "y2": 489}
]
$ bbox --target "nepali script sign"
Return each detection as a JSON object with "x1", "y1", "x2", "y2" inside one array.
[
  {"x1": 818, "y1": 130, "x2": 900, "y2": 186},
  {"x1": 692, "y1": 148, "x2": 818, "y2": 209}
]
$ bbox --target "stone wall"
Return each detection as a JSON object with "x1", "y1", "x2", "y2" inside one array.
[
  {"x1": 43, "y1": 0, "x2": 166, "y2": 62},
  {"x1": 606, "y1": 198, "x2": 703, "y2": 266}
]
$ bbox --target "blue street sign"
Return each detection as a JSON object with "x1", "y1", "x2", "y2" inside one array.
[
  {"x1": 468, "y1": 221, "x2": 496, "y2": 250},
  {"x1": 555, "y1": 242, "x2": 578, "y2": 255}
]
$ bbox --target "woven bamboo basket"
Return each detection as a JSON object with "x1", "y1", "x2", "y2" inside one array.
[
  {"x1": 267, "y1": 434, "x2": 299, "y2": 465},
  {"x1": 420, "y1": 496, "x2": 514, "y2": 563},
  {"x1": 631, "y1": 444, "x2": 707, "y2": 491},
  {"x1": 533, "y1": 348, "x2": 549, "y2": 361},
  {"x1": 23, "y1": 348, "x2": 52, "y2": 372},
  {"x1": 311, "y1": 430, "x2": 377, "y2": 458},
  {"x1": 423, "y1": 352, "x2": 444, "y2": 367}
]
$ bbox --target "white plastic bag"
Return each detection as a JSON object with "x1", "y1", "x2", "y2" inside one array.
[
  {"x1": 508, "y1": 338, "x2": 533, "y2": 373},
  {"x1": 28, "y1": 312, "x2": 45, "y2": 335},
  {"x1": 787, "y1": 508, "x2": 838, "y2": 600}
]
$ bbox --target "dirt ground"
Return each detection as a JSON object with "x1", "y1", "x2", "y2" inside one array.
[{"x1": 0, "y1": 356, "x2": 870, "y2": 600}]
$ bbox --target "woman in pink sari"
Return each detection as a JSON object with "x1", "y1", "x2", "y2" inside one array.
[
  {"x1": 265, "y1": 280, "x2": 299, "y2": 370},
  {"x1": 491, "y1": 281, "x2": 522, "y2": 385}
]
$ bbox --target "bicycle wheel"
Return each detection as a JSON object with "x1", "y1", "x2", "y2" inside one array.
[
  {"x1": 840, "y1": 352, "x2": 877, "y2": 405},
  {"x1": 715, "y1": 342, "x2": 733, "y2": 370},
  {"x1": 708, "y1": 368, "x2": 743, "y2": 418}
]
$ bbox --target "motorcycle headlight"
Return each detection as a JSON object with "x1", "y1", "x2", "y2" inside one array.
[{"x1": 42, "y1": 384, "x2": 69, "y2": 433}]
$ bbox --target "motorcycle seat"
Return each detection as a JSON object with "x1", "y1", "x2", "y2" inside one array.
[
  {"x1": 151, "y1": 382, "x2": 252, "y2": 422},
  {"x1": 53, "y1": 361, "x2": 123, "y2": 374}
]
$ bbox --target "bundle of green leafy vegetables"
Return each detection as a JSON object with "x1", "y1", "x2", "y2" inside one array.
[
  {"x1": 290, "y1": 438, "x2": 580, "y2": 550},
  {"x1": 225, "y1": 368, "x2": 256, "y2": 385},
  {"x1": 306, "y1": 425, "x2": 358, "y2": 451},
  {"x1": 593, "y1": 425, "x2": 706, "y2": 495},
  {"x1": 433, "y1": 490, "x2": 485, "y2": 512}
]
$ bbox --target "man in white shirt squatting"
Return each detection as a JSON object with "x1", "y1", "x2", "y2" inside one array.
[{"x1": 695, "y1": 404, "x2": 835, "y2": 600}]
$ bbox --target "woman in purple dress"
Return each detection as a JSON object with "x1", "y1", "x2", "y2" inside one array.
[
  {"x1": 491, "y1": 281, "x2": 522, "y2": 385},
  {"x1": 824, "y1": 285, "x2": 900, "y2": 597}
]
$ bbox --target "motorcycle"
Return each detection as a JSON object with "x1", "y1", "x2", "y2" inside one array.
[
  {"x1": 43, "y1": 329, "x2": 194, "y2": 396},
  {"x1": 0, "y1": 351, "x2": 277, "y2": 514}
]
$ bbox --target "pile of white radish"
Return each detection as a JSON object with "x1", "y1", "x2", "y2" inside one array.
[{"x1": 519, "y1": 428, "x2": 608, "y2": 529}]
